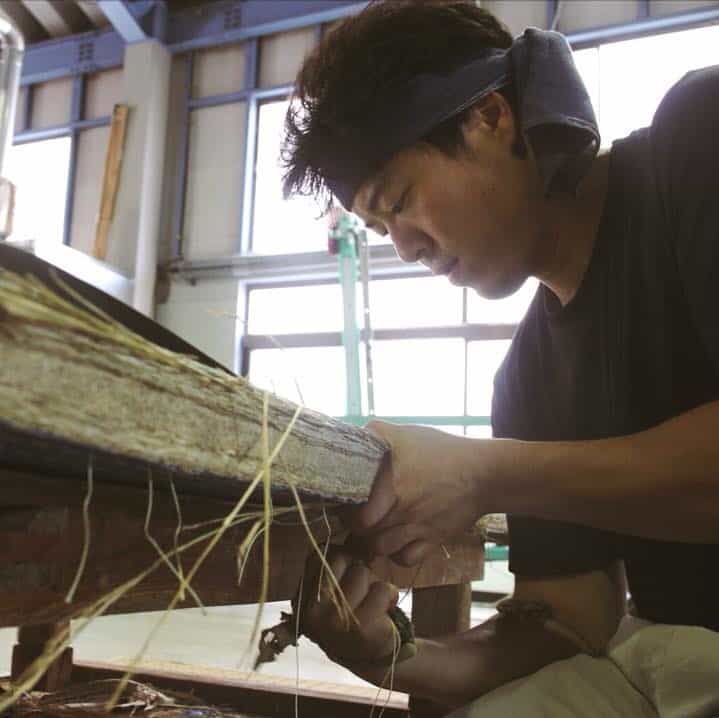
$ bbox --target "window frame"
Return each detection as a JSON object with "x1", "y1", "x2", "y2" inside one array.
[{"x1": 12, "y1": 74, "x2": 112, "y2": 247}]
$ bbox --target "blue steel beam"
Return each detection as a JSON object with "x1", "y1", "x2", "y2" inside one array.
[
  {"x1": 97, "y1": 0, "x2": 148, "y2": 43},
  {"x1": 20, "y1": 0, "x2": 719, "y2": 86},
  {"x1": 167, "y1": 0, "x2": 368, "y2": 54},
  {"x1": 21, "y1": 29, "x2": 125, "y2": 85}
]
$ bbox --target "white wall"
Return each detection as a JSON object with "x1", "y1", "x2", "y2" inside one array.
[
  {"x1": 156, "y1": 276, "x2": 241, "y2": 371},
  {"x1": 30, "y1": 77, "x2": 72, "y2": 128}
]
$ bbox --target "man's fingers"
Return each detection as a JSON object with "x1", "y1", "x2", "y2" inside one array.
[
  {"x1": 355, "y1": 580, "x2": 399, "y2": 627},
  {"x1": 299, "y1": 548, "x2": 351, "y2": 613},
  {"x1": 350, "y1": 451, "x2": 398, "y2": 535},
  {"x1": 367, "y1": 522, "x2": 431, "y2": 557},
  {"x1": 341, "y1": 562, "x2": 371, "y2": 611},
  {"x1": 392, "y1": 539, "x2": 435, "y2": 567}
]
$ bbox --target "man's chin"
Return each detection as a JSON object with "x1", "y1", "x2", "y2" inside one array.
[{"x1": 471, "y1": 274, "x2": 527, "y2": 300}]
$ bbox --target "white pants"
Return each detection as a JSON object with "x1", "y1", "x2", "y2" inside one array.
[{"x1": 447, "y1": 617, "x2": 719, "y2": 718}]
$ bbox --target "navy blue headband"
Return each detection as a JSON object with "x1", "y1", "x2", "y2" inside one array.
[{"x1": 327, "y1": 29, "x2": 599, "y2": 209}]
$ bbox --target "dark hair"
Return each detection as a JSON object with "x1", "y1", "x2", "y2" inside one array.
[{"x1": 282, "y1": 0, "x2": 515, "y2": 210}]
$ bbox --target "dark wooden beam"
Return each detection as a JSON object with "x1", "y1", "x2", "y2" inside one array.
[
  {"x1": 0, "y1": 468, "x2": 483, "y2": 627},
  {"x1": 12, "y1": 622, "x2": 73, "y2": 691}
]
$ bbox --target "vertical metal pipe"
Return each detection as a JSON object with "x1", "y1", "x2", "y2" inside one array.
[
  {"x1": 358, "y1": 230, "x2": 375, "y2": 416},
  {"x1": 62, "y1": 75, "x2": 84, "y2": 246},
  {"x1": 546, "y1": 0, "x2": 561, "y2": 31},
  {"x1": 239, "y1": 38, "x2": 259, "y2": 255},
  {"x1": 0, "y1": 8, "x2": 24, "y2": 177},
  {"x1": 171, "y1": 52, "x2": 193, "y2": 261}
]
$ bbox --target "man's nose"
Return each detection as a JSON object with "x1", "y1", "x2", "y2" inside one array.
[{"x1": 388, "y1": 221, "x2": 432, "y2": 264}]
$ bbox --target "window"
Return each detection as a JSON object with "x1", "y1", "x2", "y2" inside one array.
[
  {"x1": 367, "y1": 276, "x2": 463, "y2": 329},
  {"x1": 251, "y1": 100, "x2": 328, "y2": 255},
  {"x1": 4, "y1": 137, "x2": 72, "y2": 244},
  {"x1": 371, "y1": 338, "x2": 466, "y2": 417},
  {"x1": 573, "y1": 24, "x2": 719, "y2": 147},
  {"x1": 248, "y1": 345, "x2": 346, "y2": 417},
  {"x1": 247, "y1": 282, "x2": 344, "y2": 335},
  {"x1": 245, "y1": 275, "x2": 526, "y2": 431}
]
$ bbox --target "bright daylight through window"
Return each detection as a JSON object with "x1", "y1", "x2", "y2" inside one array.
[{"x1": 4, "y1": 137, "x2": 71, "y2": 244}]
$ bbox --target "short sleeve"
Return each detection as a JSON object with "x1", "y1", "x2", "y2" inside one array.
[
  {"x1": 651, "y1": 66, "x2": 719, "y2": 371},
  {"x1": 492, "y1": 355, "x2": 619, "y2": 578}
]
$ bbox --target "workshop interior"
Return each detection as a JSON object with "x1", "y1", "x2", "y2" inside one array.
[{"x1": 0, "y1": 1, "x2": 718, "y2": 717}]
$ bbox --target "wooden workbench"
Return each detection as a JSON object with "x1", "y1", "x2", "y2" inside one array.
[
  {"x1": 0, "y1": 465, "x2": 483, "y2": 717},
  {"x1": 0, "y1": 245, "x2": 483, "y2": 716}
]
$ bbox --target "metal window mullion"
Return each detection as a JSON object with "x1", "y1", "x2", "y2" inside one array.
[
  {"x1": 187, "y1": 84, "x2": 293, "y2": 111},
  {"x1": 234, "y1": 279, "x2": 248, "y2": 376},
  {"x1": 171, "y1": 52, "x2": 194, "y2": 262},
  {"x1": 13, "y1": 116, "x2": 110, "y2": 145},
  {"x1": 62, "y1": 75, "x2": 85, "y2": 247},
  {"x1": 243, "y1": 323, "x2": 516, "y2": 350},
  {"x1": 462, "y1": 288, "x2": 469, "y2": 434},
  {"x1": 62, "y1": 130, "x2": 79, "y2": 246},
  {"x1": 546, "y1": 0, "x2": 560, "y2": 30},
  {"x1": 21, "y1": 85, "x2": 33, "y2": 133},
  {"x1": 239, "y1": 38, "x2": 260, "y2": 255}
]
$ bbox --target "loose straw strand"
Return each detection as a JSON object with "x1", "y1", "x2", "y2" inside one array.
[
  {"x1": 168, "y1": 477, "x2": 186, "y2": 600},
  {"x1": 144, "y1": 471, "x2": 205, "y2": 612},
  {"x1": 105, "y1": 404, "x2": 304, "y2": 710},
  {"x1": 294, "y1": 569, "x2": 304, "y2": 718},
  {"x1": 316, "y1": 503, "x2": 332, "y2": 602},
  {"x1": 246, "y1": 391, "x2": 274, "y2": 653},
  {"x1": 65, "y1": 456, "x2": 93, "y2": 603}
]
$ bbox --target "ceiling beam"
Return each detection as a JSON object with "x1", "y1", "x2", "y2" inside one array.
[
  {"x1": 0, "y1": 0, "x2": 50, "y2": 43},
  {"x1": 76, "y1": 0, "x2": 111, "y2": 29},
  {"x1": 97, "y1": 0, "x2": 148, "y2": 43},
  {"x1": 20, "y1": 0, "x2": 90, "y2": 37}
]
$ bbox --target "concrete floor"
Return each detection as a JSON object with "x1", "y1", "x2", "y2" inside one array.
[{"x1": 0, "y1": 562, "x2": 512, "y2": 698}]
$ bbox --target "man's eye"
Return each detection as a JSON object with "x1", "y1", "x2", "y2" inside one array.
[{"x1": 391, "y1": 188, "x2": 410, "y2": 215}]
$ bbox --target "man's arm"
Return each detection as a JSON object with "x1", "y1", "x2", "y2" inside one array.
[
  {"x1": 484, "y1": 399, "x2": 719, "y2": 543},
  {"x1": 354, "y1": 409, "x2": 719, "y2": 568},
  {"x1": 301, "y1": 550, "x2": 625, "y2": 710},
  {"x1": 356, "y1": 563, "x2": 625, "y2": 709}
]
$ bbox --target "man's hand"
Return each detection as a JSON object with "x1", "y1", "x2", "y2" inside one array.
[
  {"x1": 350, "y1": 421, "x2": 490, "y2": 566},
  {"x1": 297, "y1": 547, "x2": 400, "y2": 668}
]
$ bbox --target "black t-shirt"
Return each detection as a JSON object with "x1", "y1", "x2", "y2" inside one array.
[{"x1": 492, "y1": 65, "x2": 719, "y2": 631}]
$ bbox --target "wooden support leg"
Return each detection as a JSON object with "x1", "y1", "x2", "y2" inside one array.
[
  {"x1": 11, "y1": 622, "x2": 73, "y2": 691},
  {"x1": 409, "y1": 583, "x2": 472, "y2": 718}
]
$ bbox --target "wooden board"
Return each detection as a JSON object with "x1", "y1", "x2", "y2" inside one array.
[{"x1": 93, "y1": 103, "x2": 129, "y2": 261}]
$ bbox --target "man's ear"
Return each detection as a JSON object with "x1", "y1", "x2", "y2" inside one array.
[{"x1": 461, "y1": 91, "x2": 517, "y2": 152}]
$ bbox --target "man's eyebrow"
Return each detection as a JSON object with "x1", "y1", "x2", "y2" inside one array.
[{"x1": 367, "y1": 171, "x2": 390, "y2": 214}]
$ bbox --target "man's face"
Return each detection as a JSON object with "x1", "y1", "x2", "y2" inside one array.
[{"x1": 352, "y1": 93, "x2": 544, "y2": 298}]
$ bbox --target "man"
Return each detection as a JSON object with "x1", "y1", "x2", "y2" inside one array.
[{"x1": 281, "y1": 1, "x2": 719, "y2": 715}]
